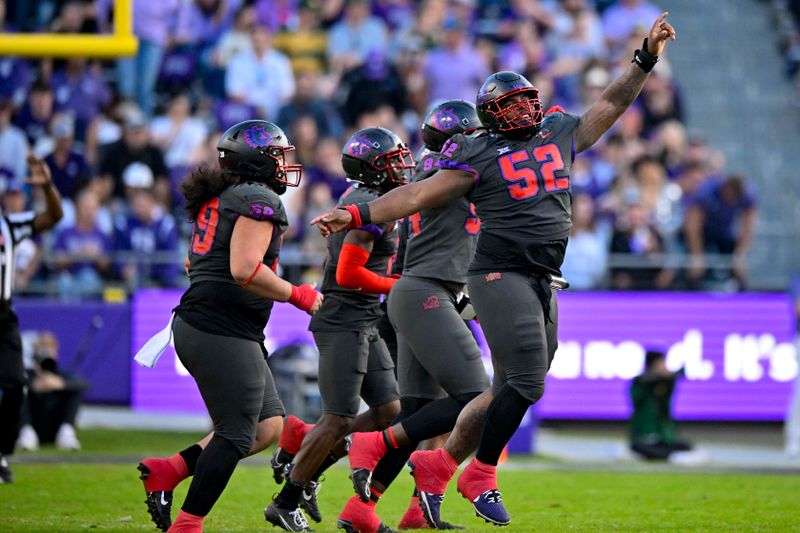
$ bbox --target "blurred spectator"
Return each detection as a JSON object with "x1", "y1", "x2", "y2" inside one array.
[
  {"x1": 651, "y1": 119, "x2": 687, "y2": 178},
  {"x1": 610, "y1": 202, "x2": 672, "y2": 290},
  {"x1": 113, "y1": 171, "x2": 181, "y2": 288},
  {"x1": 327, "y1": 0, "x2": 389, "y2": 72},
  {"x1": 273, "y1": 1, "x2": 328, "y2": 75},
  {"x1": 0, "y1": 97, "x2": 28, "y2": 181},
  {"x1": 52, "y1": 189, "x2": 111, "y2": 298},
  {"x1": 210, "y1": 4, "x2": 255, "y2": 69},
  {"x1": 117, "y1": 0, "x2": 186, "y2": 115},
  {"x1": 288, "y1": 114, "x2": 320, "y2": 167},
  {"x1": 631, "y1": 155, "x2": 682, "y2": 241},
  {"x1": 339, "y1": 50, "x2": 408, "y2": 125},
  {"x1": 252, "y1": 0, "x2": 298, "y2": 31},
  {"x1": 17, "y1": 332, "x2": 87, "y2": 451},
  {"x1": 182, "y1": 0, "x2": 238, "y2": 51},
  {"x1": 149, "y1": 93, "x2": 208, "y2": 170},
  {"x1": 683, "y1": 174, "x2": 757, "y2": 290},
  {"x1": 42, "y1": 114, "x2": 90, "y2": 199},
  {"x1": 51, "y1": 58, "x2": 112, "y2": 143},
  {"x1": 629, "y1": 350, "x2": 692, "y2": 461},
  {"x1": 225, "y1": 25, "x2": 295, "y2": 120},
  {"x1": 639, "y1": 71, "x2": 683, "y2": 135},
  {"x1": 13, "y1": 81, "x2": 54, "y2": 146},
  {"x1": 560, "y1": 194, "x2": 607, "y2": 289},
  {"x1": 98, "y1": 110, "x2": 169, "y2": 205},
  {"x1": 602, "y1": 0, "x2": 662, "y2": 50},
  {"x1": 276, "y1": 70, "x2": 343, "y2": 138},
  {"x1": 424, "y1": 16, "x2": 488, "y2": 104}
]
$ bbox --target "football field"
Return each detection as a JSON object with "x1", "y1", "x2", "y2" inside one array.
[{"x1": 2, "y1": 430, "x2": 798, "y2": 532}]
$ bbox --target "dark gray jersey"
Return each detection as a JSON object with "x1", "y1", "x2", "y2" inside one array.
[
  {"x1": 438, "y1": 112, "x2": 580, "y2": 276},
  {"x1": 176, "y1": 181, "x2": 288, "y2": 342},
  {"x1": 310, "y1": 184, "x2": 397, "y2": 332},
  {"x1": 399, "y1": 149, "x2": 480, "y2": 285}
]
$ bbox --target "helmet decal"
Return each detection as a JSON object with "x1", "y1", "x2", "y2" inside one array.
[
  {"x1": 346, "y1": 133, "x2": 380, "y2": 157},
  {"x1": 242, "y1": 125, "x2": 274, "y2": 149},
  {"x1": 430, "y1": 107, "x2": 464, "y2": 132}
]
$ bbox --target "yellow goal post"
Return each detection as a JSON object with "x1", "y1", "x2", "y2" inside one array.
[{"x1": 0, "y1": 0, "x2": 138, "y2": 58}]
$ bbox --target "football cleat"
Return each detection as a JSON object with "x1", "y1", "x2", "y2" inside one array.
[
  {"x1": 461, "y1": 489, "x2": 510, "y2": 526},
  {"x1": 271, "y1": 448, "x2": 295, "y2": 484},
  {"x1": 264, "y1": 502, "x2": 313, "y2": 532},
  {"x1": 137, "y1": 462, "x2": 172, "y2": 532},
  {"x1": 0, "y1": 455, "x2": 13, "y2": 484},
  {"x1": 350, "y1": 468, "x2": 373, "y2": 502},
  {"x1": 300, "y1": 479, "x2": 323, "y2": 523}
]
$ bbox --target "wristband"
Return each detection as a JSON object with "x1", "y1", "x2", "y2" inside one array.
[
  {"x1": 340, "y1": 203, "x2": 372, "y2": 230},
  {"x1": 288, "y1": 283, "x2": 318, "y2": 312},
  {"x1": 632, "y1": 38, "x2": 658, "y2": 73}
]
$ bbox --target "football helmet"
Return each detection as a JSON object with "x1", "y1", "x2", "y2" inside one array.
[
  {"x1": 217, "y1": 120, "x2": 302, "y2": 195},
  {"x1": 476, "y1": 71, "x2": 543, "y2": 136},
  {"x1": 421, "y1": 99, "x2": 480, "y2": 152},
  {"x1": 341, "y1": 127, "x2": 414, "y2": 193}
]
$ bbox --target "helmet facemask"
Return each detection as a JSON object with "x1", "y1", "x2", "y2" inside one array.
[
  {"x1": 261, "y1": 145, "x2": 302, "y2": 187},
  {"x1": 372, "y1": 146, "x2": 415, "y2": 187},
  {"x1": 483, "y1": 87, "x2": 543, "y2": 134}
]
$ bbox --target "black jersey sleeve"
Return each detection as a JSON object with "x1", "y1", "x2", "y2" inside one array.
[
  {"x1": 223, "y1": 182, "x2": 288, "y2": 225},
  {"x1": 436, "y1": 131, "x2": 489, "y2": 177}
]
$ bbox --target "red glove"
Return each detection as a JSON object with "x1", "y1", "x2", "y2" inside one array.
[
  {"x1": 336, "y1": 243, "x2": 398, "y2": 294},
  {"x1": 288, "y1": 283, "x2": 320, "y2": 312}
]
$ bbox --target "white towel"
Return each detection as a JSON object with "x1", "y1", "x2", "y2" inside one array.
[{"x1": 134, "y1": 312, "x2": 175, "y2": 368}]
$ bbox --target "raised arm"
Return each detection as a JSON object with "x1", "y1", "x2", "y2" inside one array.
[
  {"x1": 312, "y1": 169, "x2": 474, "y2": 235},
  {"x1": 574, "y1": 12, "x2": 676, "y2": 153},
  {"x1": 27, "y1": 156, "x2": 64, "y2": 233}
]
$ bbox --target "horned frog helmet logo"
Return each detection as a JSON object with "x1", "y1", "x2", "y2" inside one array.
[
  {"x1": 243, "y1": 125, "x2": 274, "y2": 149},
  {"x1": 347, "y1": 134, "x2": 381, "y2": 157}
]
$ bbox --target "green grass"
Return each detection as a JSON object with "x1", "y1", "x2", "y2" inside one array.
[{"x1": 3, "y1": 430, "x2": 799, "y2": 532}]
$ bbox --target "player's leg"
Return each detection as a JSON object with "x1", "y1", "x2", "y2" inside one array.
[
  {"x1": 0, "y1": 309, "x2": 26, "y2": 484},
  {"x1": 164, "y1": 317, "x2": 272, "y2": 533},
  {"x1": 337, "y1": 329, "x2": 402, "y2": 533},
  {"x1": 455, "y1": 272, "x2": 555, "y2": 526},
  {"x1": 267, "y1": 329, "x2": 372, "y2": 530},
  {"x1": 138, "y1": 352, "x2": 285, "y2": 531}
]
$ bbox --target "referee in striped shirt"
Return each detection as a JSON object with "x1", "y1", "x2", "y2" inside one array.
[{"x1": 0, "y1": 156, "x2": 63, "y2": 483}]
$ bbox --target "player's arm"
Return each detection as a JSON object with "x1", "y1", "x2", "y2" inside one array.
[
  {"x1": 336, "y1": 229, "x2": 398, "y2": 294},
  {"x1": 574, "y1": 12, "x2": 676, "y2": 153},
  {"x1": 229, "y1": 216, "x2": 322, "y2": 314},
  {"x1": 312, "y1": 169, "x2": 474, "y2": 235},
  {"x1": 27, "y1": 156, "x2": 64, "y2": 233}
]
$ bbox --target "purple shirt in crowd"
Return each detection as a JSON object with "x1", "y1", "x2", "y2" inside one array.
[
  {"x1": 51, "y1": 69, "x2": 112, "y2": 132},
  {"x1": 54, "y1": 225, "x2": 112, "y2": 274},
  {"x1": 424, "y1": 44, "x2": 488, "y2": 104},
  {"x1": 113, "y1": 211, "x2": 180, "y2": 286},
  {"x1": 691, "y1": 178, "x2": 756, "y2": 242},
  {"x1": 44, "y1": 151, "x2": 91, "y2": 198}
]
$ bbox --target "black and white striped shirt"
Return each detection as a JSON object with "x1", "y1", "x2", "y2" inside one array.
[{"x1": 0, "y1": 210, "x2": 36, "y2": 302}]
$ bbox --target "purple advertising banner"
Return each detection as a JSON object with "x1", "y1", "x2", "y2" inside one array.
[{"x1": 132, "y1": 290, "x2": 797, "y2": 421}]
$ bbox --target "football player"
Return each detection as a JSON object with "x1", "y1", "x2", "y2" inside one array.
[
  {"x1": 137, "y1": 120, "x2": 322, "y2": 533},
  {"x1": 264, "y1": 127, "x2": 412, "y2": 532},
  {"x1": 312, "y1": 13, "x2": 676, "y2": 528},
  {"x1": 339, "y1": 100, "x2": 488, "y2": 533}
]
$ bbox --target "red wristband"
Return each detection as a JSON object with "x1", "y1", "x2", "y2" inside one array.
[
  {"x1": 342, "y1": 205, "x2": 362, "y2": 229},
  {"x1": 288, "y1": 283, "x2": 318, "y2": 312}
]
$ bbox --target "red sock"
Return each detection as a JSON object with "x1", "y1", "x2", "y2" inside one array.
[
  {"x1": 339, "y1": 495, "x2": 382, "y2": 532},
  {"x1": 350, "y1": 431, "x2": 388, "y2": 470},
  {"x1": 167, "y1": 510, "x2": 203, "y2": 532},
  {"x1": 278, "y1": 415, "x2": 313, "y2": 455},
  {"x1": 141, "y1": 454, "x2": 189, "y2": 492},
  {"x1": 457, "y1": 458, "x2": 497, "y2": 501},
  {"x1": 167, "y1": 453, "x2": 190, "y2": 480},
  {"x1": 397, "y1": 496, "x2": 427, "y2": 530},
  {"x1": 409, "y1": 448, "x2": 458, "y2": 494}
]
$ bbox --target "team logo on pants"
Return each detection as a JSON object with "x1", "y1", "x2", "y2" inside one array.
[
  {"x1": 485, "y1": 272, "x2": 502, "y2": 283},
  {"x1": 422, "y1": 295, "x2": 440, "y2": 310}
]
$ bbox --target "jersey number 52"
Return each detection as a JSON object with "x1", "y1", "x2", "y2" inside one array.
[{"x1": 498, "y1": 143, "x2": 567, "y2": 200}]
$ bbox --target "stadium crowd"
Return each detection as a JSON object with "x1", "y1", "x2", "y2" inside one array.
[{"x1": 0, "y1": 0, "x2": 757, "y2": 297}]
